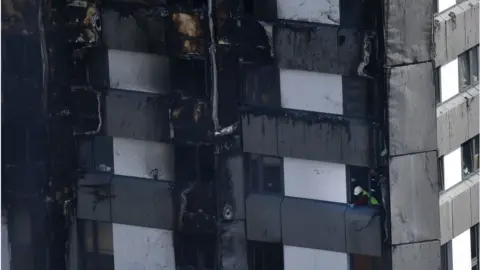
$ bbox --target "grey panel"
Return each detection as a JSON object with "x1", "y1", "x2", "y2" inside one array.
[
  {"x1": 281, "y1": 197, "x2": 347, "y2": 252},
  {"x1": 245, "y1": 194, "x2": 282, "y2": 243},
  {"x1": 389, "y1": 151, "x2": 440, "y2": 245},
  {"x1": 342, "y1": 77, "x2": 369, "y2": 118},
  {"x1": 102, "y1": 9, "x2": 167, "y2": 54},
  {"x1": 105, "y1": 90, "x2": 170, "y2": 141},
  {"x1": 111, "y1": 176, "x2": 173, "y2": 229},
  {"x1": 433, "y1": 0, "x2": 480, "y2": 67},
  {"x1": 345, "y1": 206, "x2": 382, "y2": 257},
  {"x1": 277, "y1": 116, "x2": 370, "y2": 167},
  {"x1": 439, "y1": 193, "x2": 453, "y2": 245},
  {"x1": 241, "y1": 114, "x2": 278, "y2": 157},
  {"x1": 391, "y1": 240, "x2": 441, "y2": 270},
  {"x1": 384, "y1": 0, "x2": 433, "y2": 66},
  {"x1": 77, "y1": 173, "x2": 112, "y2": 222},
  {"x1": 450, "y1": 181, "x2": 472, "y2": 238},
  {"x1": 388, "y1": 63, "x2": 437, "y2": 156},
  {"x1": 108, "y1": 49, "x2": 170, "y2": 94},
  {"x1": 469, "y1": 174, "x2": 480, "y2": 227},
  {"x1": 218, "y1": 221, "x2": 248, "y2": 270},
  {"x1": 274, "y1": 22, "x2": 362, "y2": 76},
  {"x1": 437, "y1": 87, "x2": 479, "y2": 156}
]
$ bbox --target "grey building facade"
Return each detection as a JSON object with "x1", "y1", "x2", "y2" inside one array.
[{"x1": 1, "y1": 0, "x2": 478, "y2": 269}]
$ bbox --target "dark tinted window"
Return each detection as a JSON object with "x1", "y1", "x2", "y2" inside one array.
[
  {"x1": 459, "y1": 46, "x2": 479, "y2": 90},
  {"x1": 247, "y1": 241, "x2": 284, "y2": 270},
  {"x1": 81, "y1": 220, "x2": 114, "y2": 270},
  {"x1": 248, "y1": 154, "x2": 283, "y2": 194},
  {"x1": 462, "y1": 135, "x2": 480, "y2": 178}
]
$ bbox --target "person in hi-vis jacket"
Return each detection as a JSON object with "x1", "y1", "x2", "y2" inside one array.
[{"x1": 353, "y1": 186, "x2": 379, "y2": 206}]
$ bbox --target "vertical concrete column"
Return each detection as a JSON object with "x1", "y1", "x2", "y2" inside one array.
[{"x1": 384, "y1": 0, "x2": 441, "y2": 268}]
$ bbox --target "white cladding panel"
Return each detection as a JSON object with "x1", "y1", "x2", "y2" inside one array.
[
  {"x1": 108, "y1": 50, "x2": 170, "y2": 94},
  {"x1": 113, "y1": 138, "x2": 174, "y2": 181},
  {"x1": 1, "y1": 218, "x2": 10, "y2": 270},
  {"x1": 443, "y1": 147, "x2": 462, "y2": 190},
  {"x1": 283, "y1": 158, "x2": 347, "y2": 203},
  {"x1": 113, "y1": 224, "x2": 175, "y2": 270},
  {"x1": 440, "y1": 59, "x2": 459, "y2": 103},
  {"x1": 284, "y1": 245, "x2": 348, "y2": 270},
  {"x1": 277, "y1": 0, "x2": 340, "y2": 25},
  {"x1": 452, "y1": 229, "x2": 472, "y2": 270},
  {"x1": 438, "y1": 0, "x2": 456, "y2": 13},
  {"x1": 280, "y1": 69, "x2": 343, "y2": 115}
]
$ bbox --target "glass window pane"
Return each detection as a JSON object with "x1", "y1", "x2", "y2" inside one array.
[
  {"x1": 459, "y1": 52, "x2": 471, "y2": 89},
  {"x1": 462, "y1": 141, "x2": 473, "y2": 177},
  {"x1": 83, "y1": 220, "x2": 94, "y2": 253},
  {"x1": 97, "y1": 222, "x2": 113, "y2": 255},
  {"x1": 474, "y1": 136, "x2": 479, "y2": 171},
  {"x1": 470, "y1": 47, "x2": 479, "y2": 84}
]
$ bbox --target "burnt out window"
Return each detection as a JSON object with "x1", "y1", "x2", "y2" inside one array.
[
  {"x1": 80, "y1": 220, "x2": 114, "y2": 270},
  {"x1": 462, "y1": 135, "x2": 480, "y2": 178},
  {"x1": 248, "y1": 154, "x2": 283, "y2": 195},
  {"x1": 350, "y1": 254, "x2": 383, "y2": 270},
  {"x1": 175, "y1": 234, "x2": 216, "y2": 270},
  {"x1": 348, "y1": 166, "x2": 382, "y2": 206},
  {"x1": 170, "y1": 58, "x2": 208, "y2": 99},
  {"x1": 242, "y1": 64, "x2": 280, "y2": 107},
  {"x1": 247, "y1": 241, "x2": 284, "y2": 270},
  {"x1": 459, "y1": 46, "x2": 479, "y2": 90}
]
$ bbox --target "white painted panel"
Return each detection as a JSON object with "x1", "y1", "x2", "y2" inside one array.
[
  {"x1": 284, "y1": 245, "x2": 348, "y2": 270},
  {"x1": 113, "y1": 224, "x2": 175, "y2": 270},
  {"x1": 277, "y1": 0, "x2": 340, "y2": 25},
  {"x1": 452, "y1": 229, "x2": 472, "y2": 270},
  {"x1": 284, "y1": 158, "x2": 347, "y2": 203},
  {"x1": 108, "y1": 50, "x2": 170, "y2": 94},
  {"x1": 113, "y1": 137, "x2": 174, "y2": 181},
  {"x1": 438, "y1": 0, "x2": 456, "y2": 13},
  {"x1": 280, "y1": 69, "x2": 343, "y2": 115},
  {"x1": 440, "y1": 59, "x2": 459, "y2": 103},
  {"x1": 2, "y1": 217, "x2": 10, "y2": 270},
  {"x1": 444, "y1": 148, "x2": 462, "y2": 190}
]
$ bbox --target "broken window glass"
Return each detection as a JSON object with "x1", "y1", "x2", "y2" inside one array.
[{"x1": 248, "y1": 154, "x2": 283, "y2": 194}]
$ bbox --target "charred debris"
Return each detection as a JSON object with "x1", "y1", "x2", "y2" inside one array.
[{"x1": 2, "y1": 0, "x2": 388, "y2": 269}]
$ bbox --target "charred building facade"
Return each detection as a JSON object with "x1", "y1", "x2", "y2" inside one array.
[{"x1": 1, "y1": 0, "x2": 479, "y2": 269}]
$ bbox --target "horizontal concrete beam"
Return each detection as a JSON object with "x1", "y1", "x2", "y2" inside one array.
[
  {"x1": 437, "y1": 86, "x2": 479, "y2": 157},
  {"x1": 241, "y1": 107, "x2": 372, "y2": 167},
  {"x1": 433, "y1": 0, "x2": 479, "y2": 67},
  {"x1": 439, "y1": 172, "x2": 479, "y2": 245},
  {"x1": 245, "y1": 194, "x2": 383, "y2": 257},
  {"x1": 77, "y1": 172, "x2": 174, "y2": 230}
]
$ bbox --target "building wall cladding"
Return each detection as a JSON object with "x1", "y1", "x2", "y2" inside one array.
[{"x1": 384, "y1": 0, "x2": 443, "y2": 269}]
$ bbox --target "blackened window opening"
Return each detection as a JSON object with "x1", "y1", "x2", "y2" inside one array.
[
  {"x1": 461, "y1": 135, "x2": 479, "y2": 178},
  {"x1": 459, "y1": 46, "x2": 479, "y2": 90},
  {"x1": 175, "y1": 234, "x2": 216, "y2": 270},
  {"x1": 247, "y1": 241, "x2": 284, "y2": 270},
  {"x1": 348, "y1": 166, "x2": 382, "y2": 206},
  {"x1": 171, "y1": 58, "x2": 208, "y2": 99},
  {"x1": 248, "y1": 154, "x2": 283, "y2": 195},
  {"x1": 472, "y1": 224, "x2": 479, "y2": 270}
]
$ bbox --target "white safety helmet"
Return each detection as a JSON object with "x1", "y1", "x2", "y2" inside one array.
[{"x1": 353, "y1": 186, "x2": 363, "y2": 196}]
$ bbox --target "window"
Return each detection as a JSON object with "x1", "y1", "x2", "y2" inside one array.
[
  {"x1": 248, "y1": 241, "x2": 284, "y2": 270},
  {"x1": 248, "y1": 154, "x2": 283, "y2": 194},
  {"x1": 462, "y1": 135, "x2": 480, "y2": 178},
  {"x1": 175, "y1": 234, "x2": 216, "y2": 270},
  {"x1": 435, "y1": 67, "x2": 442, "y2": 104},
  {"x1": 472, "y1": 224, "x2": 479, "y2": 270},
  {"x1": 443, "y1": 148, "x2": 462, "y2": 190},
  {"x1": 350, "y1": 254, "x2": 383, "y2": 270},
  {"x1": 80, "y1": 220, "x2": 114, "y2": 270},
  {"x1": 459, "y1": 46, "x2": 479, "y2": 90},
  {"x1": 441, "y1": 243, "x2": 453, "y2": 270},
  {"x1": 439, "y1": 157, "x2": 445, "y2": 191},
  {"x1": 348, "y1": 166, "x2": 383, "y2": 206}
]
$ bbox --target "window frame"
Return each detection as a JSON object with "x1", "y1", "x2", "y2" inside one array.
[
  {"x1": 247, "y1": 241, "x2": 284, "y2": 270},
  {"x1": 247, "y1": 153, "x2": 284, "y2": 195},
  {"x1": 441, "y1": 242, "x2": 453, "y2": 270},
  {"x1": 472, "y1": 224, "x2": 479, "y2": 270},
  {"x1": 458, "y1": 46, "x2": 479, "y2": 90},
  {"x1": 439, "y1": 157, "x2": 445, "y2": 191},
  {"x1": 79, "y1": 220, "x2": 114, "y2": 270},
  {"x1": 461, "y1": 135, "x2": 480, "y2": 179}
]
